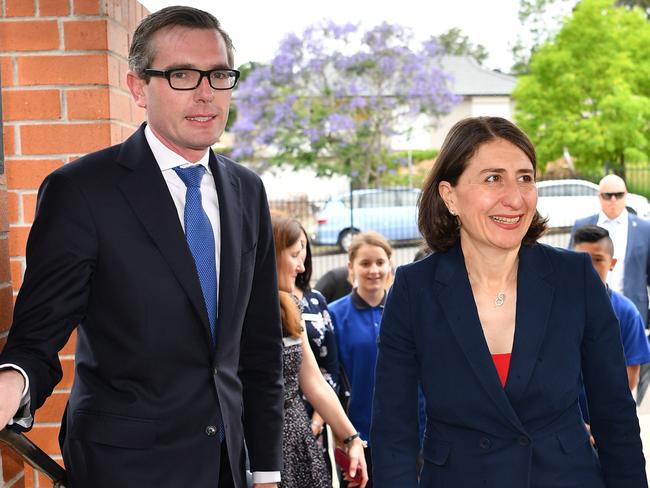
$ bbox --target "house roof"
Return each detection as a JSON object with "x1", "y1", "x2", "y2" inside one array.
[{"x1": 439, "y1": 55, "x2": 517, "y2": 96}]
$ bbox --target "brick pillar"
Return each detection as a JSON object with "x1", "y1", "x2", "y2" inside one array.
[{"x1": 0, "y1": 1, "x2": 147, "y2": 486}]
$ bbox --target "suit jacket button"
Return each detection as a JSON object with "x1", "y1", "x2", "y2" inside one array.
[
  {"x1": 213, "y1": 367, "x2": 218, "y2": 376},
  {"x1": 479, "y1": 437, "x2": 491, "y2": 449},
  {"x1": 205, "y1": 425, "x2": 218, "y2": 436},
  {"x1": 518, "y1": 435, "x2": 530, "y2": 447}
]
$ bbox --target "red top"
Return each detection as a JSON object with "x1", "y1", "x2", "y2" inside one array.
[{"x1": 492, "y1": 353, "x2": 511, "y2": 387}]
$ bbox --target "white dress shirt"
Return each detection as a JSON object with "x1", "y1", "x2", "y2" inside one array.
[
  {"x1": 598, "y1": 208, "x2": 628, "y2": 293},
  {"x1": 144, "y1": 126, "x2": 221, "y2": 301}
]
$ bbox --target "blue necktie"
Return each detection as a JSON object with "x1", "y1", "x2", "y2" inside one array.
[
  {"x1": 174, "y1": 166, "x2": 224, "y2": 442},
  {"x1": 173, "y1": 165, "x2": 218, "y2": 344}
]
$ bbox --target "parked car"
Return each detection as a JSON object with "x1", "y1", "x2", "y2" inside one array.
[
  {"x1": 536, "y1": 179, "x2": 650, "y2": 228},
  {"x1": 314, "y1": 188, "x2": 421, "y2": 251}
]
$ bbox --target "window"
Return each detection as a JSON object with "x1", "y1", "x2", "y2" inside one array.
[
  {"x1": 538, "y1": 183, "x2": 597, "y2": 198},
  {"x1": 358, "y1": 191, "x2": 397, "y2": 208},
  {"x1": 399, "y1": 191, "x2": 419, "y2": 206}
]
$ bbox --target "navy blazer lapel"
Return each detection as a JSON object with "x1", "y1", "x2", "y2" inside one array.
[
  {"x1": 210, "y1": 153, "x2": 242, "y2": 350},
  {"x1": 116, "y1": 126, "x2": 213, "y2": 345},
  {"x1": 436, "y1": 245, "x2": 525, "y2": 432},
  {"x1": 624, "y1": 213, "x2": 640, "y2": 265},
  {"x1": 505, "y1": 245, "x2": 554, "y2": 401}
]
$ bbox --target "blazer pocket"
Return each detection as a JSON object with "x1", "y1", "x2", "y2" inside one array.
[
  {"x1": 422, "y1": 438, "x2": 451, "y2": 466},
  {"x1": 556, "y1": 423, "x2": 590, "y2": 453},
  {"x1": 69, "y1": 410, "x2": 156, "y2": 449}
]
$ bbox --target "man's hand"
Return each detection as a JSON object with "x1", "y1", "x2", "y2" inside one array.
[
  {"x1": 253, "y1": 484, "x2": 278, "y2": 488},
  {"x1": 0, "y1": 369, "x2": 25, "y2": 429}
]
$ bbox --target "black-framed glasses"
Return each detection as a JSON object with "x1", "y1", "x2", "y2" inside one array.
[
  {"x1": 144, "y1": 68, "x2": 240, "y2": 90},
  {"x1": 599, "y1": 191, "x2": 626, "y2": 200}
]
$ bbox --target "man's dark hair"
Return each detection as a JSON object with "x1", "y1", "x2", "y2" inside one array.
[
  {"x1": 573, "y1": 224, "x2": 614, "y2": 256},
  {"x1": 129, "y1": 6, "x2": 235, "y2": 78},
  {"x1": 418, "y1": 116, "x2": 548, "y2": 253}
]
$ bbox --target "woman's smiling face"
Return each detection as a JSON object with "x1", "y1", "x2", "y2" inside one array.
[
  {"x1": 349, "y1": 244, "x2": 391, "y2": 294},
  {"x1": 439, "y1": 137, "x2": 538, "y2": 253}
]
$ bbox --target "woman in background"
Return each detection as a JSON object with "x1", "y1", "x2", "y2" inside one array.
[
  {"x1": 272, "y1": 215, "x2": 368, "y2": 488},
  {"x1": 329, "y1": 231, "x2": 393, "y2": 488},
  {"x1": 293, "y1": 226, "x2": 342, "y2": 483}
]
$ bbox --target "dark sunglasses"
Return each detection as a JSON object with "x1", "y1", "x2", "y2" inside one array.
[{"x1": 599, "y1": 192, "x2": 626, "y2": 200}]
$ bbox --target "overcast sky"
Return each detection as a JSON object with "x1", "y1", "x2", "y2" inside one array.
[{"x1": 138, "y1": 0, "x2": 550, "y2": 73}]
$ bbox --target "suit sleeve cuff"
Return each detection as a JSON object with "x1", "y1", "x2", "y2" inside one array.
[
  {"x1": 251, "y1": 471, "x2": 281, "y2": 483},
  {"x1": 0, "y1": 364, "x2": 34, "y2": 428}
]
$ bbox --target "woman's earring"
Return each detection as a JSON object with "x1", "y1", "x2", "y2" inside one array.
[{"x1": 449, "y1": 208, "x2": 460, "y2": 229}]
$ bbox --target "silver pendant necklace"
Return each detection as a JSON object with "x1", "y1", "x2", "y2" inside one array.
[{"x1": 495, "y1": 292, "x2": 506, "y2": 307}]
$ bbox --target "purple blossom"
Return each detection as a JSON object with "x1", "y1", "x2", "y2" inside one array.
[
  {"x1": 232, "y1": 118, "x2": 256, "y2": 132},
  {"x1": 327, "y1": 113, "x2": 355, "y2": 132},
  {"x1": 231, "y1": 145, "x2": 254, "y2": 159},
  {"x1": 305, "y1": 127, "x2": 321, "y2": 143},
  {"x1": 230, "y1": 20, "x2": 459, "y2": 181},
  {"x1": 349, "y1": 96, "x2": 367, "y2": 109}
]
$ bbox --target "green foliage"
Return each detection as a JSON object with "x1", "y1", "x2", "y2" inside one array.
[
  {"x1": 514, "y1": 0, "x2": 650, "y2": 74},
  {"x1": 514, "y1": 0, "x2": 650, "y2": 173},
  {"x1": 392, "y1": 148, "x2": 440, "y2": 163},
  {"x1": 436, "y1": 28, "x2": 489, "y2": 65},
  {"x1": 625, "y1": 163, "x2": 650, "y2": 197},
  {"x1": 616, "y1": 0, "x2": 650, "y2": 17},
  {"x1": 513, "y1": 0, "x2": 578, "y2": 74}
]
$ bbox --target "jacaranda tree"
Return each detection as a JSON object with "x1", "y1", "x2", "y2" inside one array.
[{"x1": 231, "y1": 21, "x2": 460, "y2": 187}]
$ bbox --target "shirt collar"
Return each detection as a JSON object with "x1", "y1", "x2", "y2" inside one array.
[
  {"x1": 599, "y1": 208, "x2": 628, "y2": 225},
  {"x1": 144, "y1": 124, "x2": 212, "y2": 175},
  {"x1": 351, "y1": 288, "x2": 386, "y2": 310}
]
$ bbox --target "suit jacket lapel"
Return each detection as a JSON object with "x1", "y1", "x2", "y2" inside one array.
[
  {"x1": 116, "y1": 125, "x2": 213, "y2": 346},
  {"x1": 210, "y1": 153, "x2": 242, "y2": 352},
  {"x1": 436, "y1": 245, "x2": 525, "y2": 432},
  {"x1": 624, "y1": 213, "x2": 638, "y2": 265},
  {"x1": 505, "y1": 245, "x2": 554, "y2": 402}
]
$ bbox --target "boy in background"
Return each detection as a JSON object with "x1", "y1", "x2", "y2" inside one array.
[{"x1": 573, "y1": 224, "x2": 650, "y2": 393}]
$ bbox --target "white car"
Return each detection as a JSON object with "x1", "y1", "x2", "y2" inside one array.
[{"x1": 536, "y1": 179, "x2": 650, "y2": 228}]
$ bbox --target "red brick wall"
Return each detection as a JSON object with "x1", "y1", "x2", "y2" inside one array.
[{"x1": 0, "y1": 0, "x2": 147, "y2": 486}]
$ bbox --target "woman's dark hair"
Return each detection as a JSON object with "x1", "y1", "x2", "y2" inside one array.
[
  {"x1": 295, "y1": 226, "x2": 313, "y2": 293},
  {"x1": 418, "y1": 116, "x2": 548, "y2": 253},
  {"x1": 129, "y1": 6, "x2": 235, "y2": 78}
]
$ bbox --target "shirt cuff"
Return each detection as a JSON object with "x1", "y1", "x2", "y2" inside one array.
[
  {"x1": 0, "y1": 363, "x2": 34, "y2": 428},
  {"x1": 251, "y1": 471, "x2": 281, "y2": 483}
]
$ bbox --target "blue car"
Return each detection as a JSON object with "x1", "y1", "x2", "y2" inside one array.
[{"x1": 314, "y1": 188, "x2": 422, "y2": 251}]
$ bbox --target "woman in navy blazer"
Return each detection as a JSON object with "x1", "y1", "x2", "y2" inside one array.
[{"x1": 371, "y1": 116, "x2": 647, "y2": 487}]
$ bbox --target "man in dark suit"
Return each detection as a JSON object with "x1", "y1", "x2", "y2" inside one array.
[
  {"x1": 569, "y1": 174, "x2": 650, "y2": 403},
  {"x1": 0, "y1": 6, "x2": 283, "y2": 488}
]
